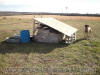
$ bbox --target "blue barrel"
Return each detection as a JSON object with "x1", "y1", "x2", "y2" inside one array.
[{"x1": 20, "y1": 30, "x2": 30, "y2": 43}]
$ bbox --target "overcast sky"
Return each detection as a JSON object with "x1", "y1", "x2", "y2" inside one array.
[{"x1": 0, "y1": 0, "x2": 100, "y2": 14}]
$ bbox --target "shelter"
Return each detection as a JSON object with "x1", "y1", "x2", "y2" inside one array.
[{"x1": 33, "y1": 18, "x2": 78, "y2": 43}]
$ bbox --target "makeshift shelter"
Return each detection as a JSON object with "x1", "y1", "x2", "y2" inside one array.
[{"x1": 33, "y1": 18, "x2": 78, "y2": 43}]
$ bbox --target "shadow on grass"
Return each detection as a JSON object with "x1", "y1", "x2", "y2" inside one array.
[
  {"x1": 73, "y1": 38, "x2": 86, "y2": 44},
  {"x1": 0, "y1": 41, "x2": 68, "y2": 54}
]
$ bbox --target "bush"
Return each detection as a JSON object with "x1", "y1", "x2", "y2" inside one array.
[{"x1": 2, "y1": 17, "x2": 7, "y2": 20}]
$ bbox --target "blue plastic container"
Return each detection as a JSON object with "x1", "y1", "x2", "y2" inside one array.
[{"x1": 20, "y1": 30, "x2": 30, "y2": 43}]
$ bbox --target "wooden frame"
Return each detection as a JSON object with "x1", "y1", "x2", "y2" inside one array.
[{"x1": 33, "y1": 19, "x2": 77, "y2": 44}]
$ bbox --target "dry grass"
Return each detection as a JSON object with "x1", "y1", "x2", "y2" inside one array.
[
  {"x1": 0, "y1": 15, "x2": 100, "y2": 75},
  {"x1": 4, "y1": 15, "x2": 100, "y2": 21}
]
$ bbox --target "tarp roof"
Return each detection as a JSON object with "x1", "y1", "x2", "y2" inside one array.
[{"x1": 34, "y1": 18, "x2": 78, "y2": 36}]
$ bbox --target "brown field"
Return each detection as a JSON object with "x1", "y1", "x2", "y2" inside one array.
[
  {"x1": 2, "y1": 15, "x2": 100, "y2": 21},
  {"x1": 0, "y1": 15, "x2": 100, "y2": 74}
]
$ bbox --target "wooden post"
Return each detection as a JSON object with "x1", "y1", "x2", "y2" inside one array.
[
  {"x1": 33, "y1": 19, "x2": 36, "y2": 35},
  {"x1": 68, "y1": 37, "x2": 70, "y2": 43},
  {"x1": 74, "y1": 33, "x2": 76, "y2": 40}
]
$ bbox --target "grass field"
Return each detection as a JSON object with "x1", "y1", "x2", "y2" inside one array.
[{"x1": 0, "y1": 15, "x2": 100, "y2": 75}]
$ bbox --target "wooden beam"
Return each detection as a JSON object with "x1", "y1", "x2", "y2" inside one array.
[{"x1": 32, "y1": 19, "x2": 35, "y2": 40}]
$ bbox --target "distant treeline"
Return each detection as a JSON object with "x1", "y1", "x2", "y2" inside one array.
[{"x1": 0, "y1": 11, "x2": 100, "y2": 17}]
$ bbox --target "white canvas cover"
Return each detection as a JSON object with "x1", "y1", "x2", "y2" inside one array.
[{"x1": 34, "y1": 18, "x2": 78, "y2": 36}]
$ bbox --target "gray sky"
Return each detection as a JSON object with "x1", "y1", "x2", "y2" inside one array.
[{"x1": 0, "y1": 0, "x2": 100, "y2": 14}]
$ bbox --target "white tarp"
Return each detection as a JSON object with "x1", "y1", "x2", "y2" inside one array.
[{"x1": 34, "y1": 18, "x2": 78, "y2": 36}]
